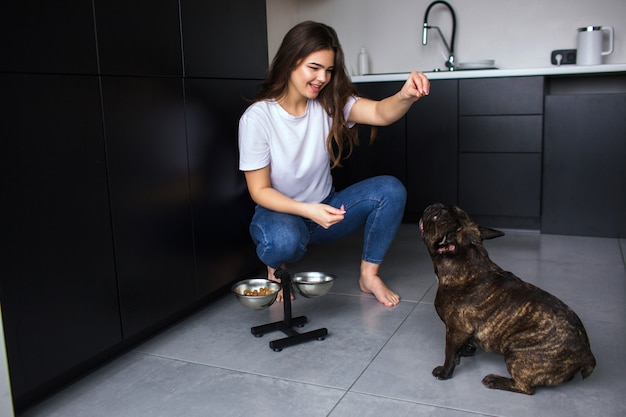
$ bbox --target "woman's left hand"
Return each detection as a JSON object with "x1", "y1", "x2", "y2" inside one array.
[
  {"x1": 401, "y1": 70, "x2": 430, "y2": 101},
  {"x1": 348, "y1": 70, "x2": 431, "y2": 126}
]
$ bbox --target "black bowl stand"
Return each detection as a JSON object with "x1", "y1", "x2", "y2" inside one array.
[{"x1": 250, "y1": 268, "x2": 328, "y2": 351}]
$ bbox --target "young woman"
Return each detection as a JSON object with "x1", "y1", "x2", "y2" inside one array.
[{"x1": 238, "y1": 21, "x2": 429, "y2": 307}]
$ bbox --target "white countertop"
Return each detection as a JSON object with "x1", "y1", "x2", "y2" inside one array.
[{"x1": 351, "y1": 63, "x2": 626, "y2": 83}]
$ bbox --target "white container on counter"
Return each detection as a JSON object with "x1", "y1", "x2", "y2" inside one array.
[
  {"x1": 358, "y1": 47, "x2": 370, "y2": 75},
  {"x1": 577, "y1": 26, "x2": 614, "y2": 66}
]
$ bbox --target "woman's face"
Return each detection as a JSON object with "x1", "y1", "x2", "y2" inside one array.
[{"x1": 287, "y1": 49, "x2": 335, "y2": 101}]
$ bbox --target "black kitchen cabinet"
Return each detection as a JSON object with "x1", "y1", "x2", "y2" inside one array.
[
  {"x1": 457, "y1": 77, "x2": 544, "y2": 229},
  {"x1": 351, "y1": 73, "x2": 625, "y2": 236},
  {"x1": 406, "y1": 79, "x2": 458, "y2": 220},
  {"x1": 0, "y1": 0, "x2": 98, "y2": 75},
  {"x1": 2, "y1": 0, "x2": 268, "y2": 409},
  {"x1": 102, "y1": 76, "x2": 197, "y2": 338},
  {"x1": 543, "y1": 89, "x2": 626, "y2": 237},
  {"x1": 180, "y1": 1, "x2": 268, "y2": 79},
  {"x1": 185, "y1": 78, "x2": 262, "y2": 297},
  {"x1": 95, "y1": 0, "x2": 183, "y2": 77},
  {"x1": 333, "y1": 82, "x2": 406, "y2": 191},
  {"x1": 1, "y1": 74, "x2": 121, "y2": 405}
]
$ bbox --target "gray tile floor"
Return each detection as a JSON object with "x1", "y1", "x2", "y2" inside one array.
[{"x1": 21, "y1": 225, "x2": 626, "y2": 417}]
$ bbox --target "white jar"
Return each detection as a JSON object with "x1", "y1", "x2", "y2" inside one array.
[{"x1": 358, "y1": 47, "x2": 370, "y2": 75}]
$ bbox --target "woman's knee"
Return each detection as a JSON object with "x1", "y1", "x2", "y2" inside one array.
[
  {"x1": 250, "y1": 213, "x2": 308, "y2": 264},
  {"x1": 374, "y1": 175, "x2": 407, "y2": 204},
  {"x1": 271, "y1": 230, "x2": 306, "y2": 259}
]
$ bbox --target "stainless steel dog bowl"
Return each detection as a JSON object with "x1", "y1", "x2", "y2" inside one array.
[
  {"x1": 292, "y1": 272, "x2": 335, "y2": 298},
  {"x1": 231, "y1": 279, "x2": 281, "y2": 310}
]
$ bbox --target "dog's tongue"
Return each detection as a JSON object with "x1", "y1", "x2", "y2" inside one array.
[{"x1": 437, "y1": 242, "x2": 456, "y2": 254}]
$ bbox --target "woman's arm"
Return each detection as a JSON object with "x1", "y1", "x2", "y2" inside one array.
[
  {"x1": 244, "y1": 167, "x2": 346, "y2": 229},
  {"x1": 244, "y1": 167, "x2": 307, "y2": 216},
  {"x1": 348, "y1": 70, "x2": 430, "y2": 126}
]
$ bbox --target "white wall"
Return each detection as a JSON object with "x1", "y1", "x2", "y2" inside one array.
[{"x1": 266, "y1": 0, "x2": 626, "y2": 74}]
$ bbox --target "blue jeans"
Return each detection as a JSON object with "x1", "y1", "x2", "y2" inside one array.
[{"x1": 249, "y1": 175, "x2": 407, "y2": 269}]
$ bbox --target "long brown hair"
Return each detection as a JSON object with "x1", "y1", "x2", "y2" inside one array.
[{"x1": 257, "y1": 21, "x2": 359, "y2": 168}]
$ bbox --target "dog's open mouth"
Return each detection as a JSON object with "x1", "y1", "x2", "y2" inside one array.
[
  {"x1": 421, "y1": 218, "x2": 456, "y2": 254},
  {"x1": 437, "y1": 239, "x2": 456, "y2": 254}
]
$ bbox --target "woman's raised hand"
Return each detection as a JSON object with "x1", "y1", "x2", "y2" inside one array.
[{"x1": 402, "y1": 70, "x2": 430, "y2": 101}]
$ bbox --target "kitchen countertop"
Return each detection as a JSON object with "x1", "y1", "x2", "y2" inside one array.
[{"x1": 351, "y1": 63, "x2": 626, "y2": 83}]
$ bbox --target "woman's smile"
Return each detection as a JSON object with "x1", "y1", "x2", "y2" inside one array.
[{"x1": 309, "y1": 81, "x2": 323, "y2": 93}]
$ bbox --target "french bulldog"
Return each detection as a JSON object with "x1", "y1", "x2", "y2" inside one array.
[{"x1": 419, "y1": 203, "x2": 596, "y2": 394}]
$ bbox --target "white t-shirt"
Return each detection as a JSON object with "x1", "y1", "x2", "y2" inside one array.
[{"x1": 238, "y1": 97, "x2": 358, "y2": 204}]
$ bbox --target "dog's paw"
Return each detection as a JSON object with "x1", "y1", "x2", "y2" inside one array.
[
  {"x1": 482, "y1": 374, "x2": 535, "y2": 395},
  {"x1": 482, "y1": 374, "x2": 507, "y2": 389},
  {"x1": 432, "y1": 366, "x2": 452, "y2": 380}
]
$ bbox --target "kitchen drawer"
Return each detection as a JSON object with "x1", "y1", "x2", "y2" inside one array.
[
  {"x1": 459, "y1": 153, "x2": 541, "y2": 218},
  {"x1": 459, "y1": 115, "x2": 542, "y2": 152},
  {"x1": 459, "y1": 77, "x2": 544, "y2": 115}
]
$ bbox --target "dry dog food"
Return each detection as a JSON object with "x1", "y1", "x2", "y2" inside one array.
[{"x1": 243, "y1": 287, "x2": 276, "y2": 296}]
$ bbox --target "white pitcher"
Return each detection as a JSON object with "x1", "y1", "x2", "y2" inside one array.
[{"x1": 577, "y1": 26, "x2": 614, "y2": 65}]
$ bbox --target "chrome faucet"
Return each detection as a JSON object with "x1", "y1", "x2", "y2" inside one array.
[{"x1": 422, "y1": 0, "x2": 457, "y2": 70}]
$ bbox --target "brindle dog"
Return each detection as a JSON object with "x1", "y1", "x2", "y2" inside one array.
[{"x1": 419, "y1": 203, "x2": 596, "y2": 394}]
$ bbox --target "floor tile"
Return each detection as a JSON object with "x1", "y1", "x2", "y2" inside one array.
[
  {"x1": 536, "y1": 234, "x2": 624, "y2": 266},
  {"x1": 135, "y1": 291, "x2": 415, "y2": 390},
  {"x1": 329, "y1": 392, "x2": 490, "y2": 417},
  {"x1": 493, "y1": 258, "x2": 626, "y2": 323},
  {"x1": 469, "y1": 232, "x2": 626, "y2": 324},
  {"x1": 21, "y1": 352, "x2": 345, "y2": 417}
]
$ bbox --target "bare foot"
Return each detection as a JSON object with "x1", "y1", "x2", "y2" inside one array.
[
  {"x1": 359, "y1": 261, "x2": 400, "y2": 307},
  {"x1": 267, "y1": 265, "x2": 293, "y2": 302}
]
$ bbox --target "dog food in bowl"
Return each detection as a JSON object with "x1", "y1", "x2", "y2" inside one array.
[
  {"x1": 243, "y1": 286, "x2": 275, "y2": 296},
  {"x1": 232, "y1": 279, "x2": 281, "y2": 310}
]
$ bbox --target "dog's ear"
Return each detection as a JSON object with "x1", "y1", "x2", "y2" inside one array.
[
  {"x1": 452, "y1": 206, "x2": 480, "y2": 251},
  {"x1": 479, "y1": 226, "x2": 505, "y2": 240}
]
